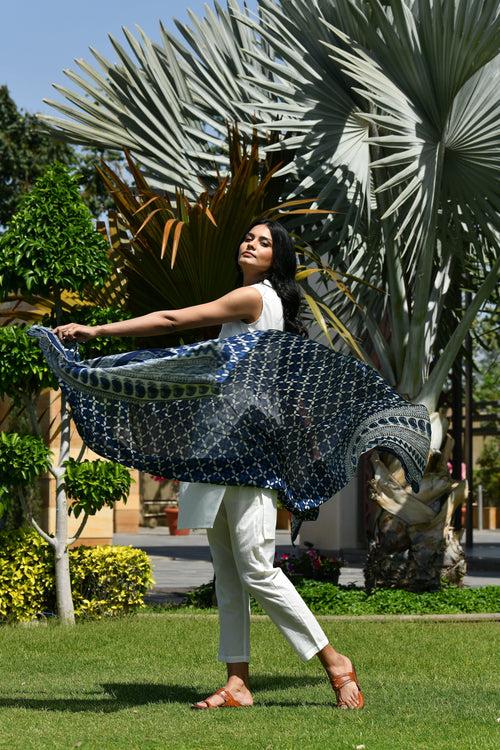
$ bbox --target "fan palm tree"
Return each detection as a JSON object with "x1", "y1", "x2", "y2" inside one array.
[{"x1": 232, "y1": 0, "x2": 500, "y2": 589}]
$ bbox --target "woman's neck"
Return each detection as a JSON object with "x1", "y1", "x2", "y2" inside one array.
[{"x1": 242, "y1": 272, "x2": 267, "y2": 286}]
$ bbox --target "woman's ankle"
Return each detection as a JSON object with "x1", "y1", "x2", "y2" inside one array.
[
  {"x1": 226, "y1": 674, "x2": 249, "y2": 691},
  {"x1": 317, "y1": 644, "x2": 350, "y2": 672},
  {"x1": 226, "y1": 662, "x2": 250, "y2": 688}
]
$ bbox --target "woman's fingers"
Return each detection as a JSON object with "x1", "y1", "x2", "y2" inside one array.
[{"x1": 52, "y1": 324, "x2": 96, "y2": 342}]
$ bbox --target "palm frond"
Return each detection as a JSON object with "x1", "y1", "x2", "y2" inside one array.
[{"x1": 37, "y1": 1, "x2": 284, "y2": 198}]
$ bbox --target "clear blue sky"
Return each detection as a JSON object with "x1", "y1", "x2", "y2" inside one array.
[{"x1": 1, "y1": 0, "x2": 258, "y2": 115}]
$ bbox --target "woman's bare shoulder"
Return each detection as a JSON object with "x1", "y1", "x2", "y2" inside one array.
[{"x1": 167, "y1": 285, "x2": 263, "y2": 331}]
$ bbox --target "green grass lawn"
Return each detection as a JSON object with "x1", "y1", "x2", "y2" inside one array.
[{"x1": 0, "y1": 613, "x2": 498, "y2": 750}]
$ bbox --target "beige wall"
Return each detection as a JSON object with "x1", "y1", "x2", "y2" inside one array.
[{"x1": 2, "y1": 387, "x2": 140, "y2": 546}]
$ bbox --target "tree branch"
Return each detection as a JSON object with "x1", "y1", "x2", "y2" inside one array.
[
  {"x1": 17, "y1": 486, "x2": 55, "y2": 547},
  {"x1": 75, "y1": 441, "x2": 87, "y2": 463},
  {"x1": 68, "y1": 513, "x2": 89, "y2": 545}
]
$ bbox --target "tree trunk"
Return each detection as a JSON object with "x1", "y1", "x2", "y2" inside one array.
[
  {"x1": 54, "y1": 539, "x2": 75, "y2": 625},
  {"x1": 363, "y1": 411, "x2": 467, "y2": 592},
  {"x1": 53, "y1": 393, "x2": 75, "y2": 625}
]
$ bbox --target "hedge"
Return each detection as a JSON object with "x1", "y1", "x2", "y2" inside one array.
[
  {"x1": 0, "y1": 527, "x2": 153, "y2": 622},
  {"x1": 184, "y1": 578, "x2": 500, "y2": 615}
]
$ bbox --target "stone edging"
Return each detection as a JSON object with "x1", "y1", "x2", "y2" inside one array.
[{"x1": 140, "y1": 611, "x2": 500, "y2": 623}]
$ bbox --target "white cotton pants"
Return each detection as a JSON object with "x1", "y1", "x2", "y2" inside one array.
[{"x1": 206, "y1": 484, "x2": 329, "y2": 663}]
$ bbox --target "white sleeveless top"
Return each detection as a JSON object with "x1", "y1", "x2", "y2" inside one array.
[{"x1": 177, "y1": 279, "x2": 284, "y2": 529}]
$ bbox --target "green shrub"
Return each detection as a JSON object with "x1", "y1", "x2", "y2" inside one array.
[
  {"x1": 0, "y1": 528, "x2": 154, "y2": 622},
  {"x1": 185, "y1": 577, "x2": 500, "y2": 615},
  {"x1": 0, "y1": 432, "x2": 52, "y2": 488},
  {"x1": 0, "y1": 433, "x2": 52, "y2": 519},
  {"x1": 0, "y1": 325, "x2": 57, "y2": 401},
  {"x1": 0, "y1": 528, "x2": 54, "y2": 622},
  {"x1": 0, "y1": 162, "x2": 111, "y2": 299},
  {"x1": 64, "y1": 457, "x2": 133, "y2": 518},
  {"x1": 70, "y1": 544, "x2": 154, "y2": 618}
]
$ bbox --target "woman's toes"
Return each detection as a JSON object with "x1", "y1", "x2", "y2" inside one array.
[{"x1": 192, "y1": 693, "x2": 225, "y2": 709}]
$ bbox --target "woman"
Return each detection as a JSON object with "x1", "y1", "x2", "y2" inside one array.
[{"x1": 53, "y1": 219, "x2": 364, "y2": 710}]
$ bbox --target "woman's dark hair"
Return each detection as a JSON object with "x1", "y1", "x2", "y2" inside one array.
[{"x1": 234, "y1": 218, "x2": 309, "y2": 338}]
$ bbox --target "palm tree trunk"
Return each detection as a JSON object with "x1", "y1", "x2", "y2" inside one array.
[{"x1": 363, "y1": 411, "x2": 467, "y2": 592}]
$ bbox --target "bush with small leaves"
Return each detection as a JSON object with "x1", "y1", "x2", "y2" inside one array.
[
  {"x1": 0, "y1": 432, "x2": 52, "y2": 518},
  {"x1": 0, "y1": 325, "x2": 56, "y2": 402},
  {"x1": 71, "y1": 544, "x2": 154, "y2": 618},
  {"x1": 64, "y1": 457, "x2": 133, "y2": 518},
  {"x1": 0, "y1": 527, "x2": 55, "y2": 621},
  {"x1": 0, "y1": 162, "x2": 111, "y2": 300},
  {"x1": 0, "y1": 527, "x2": 153, "y2": 622}
]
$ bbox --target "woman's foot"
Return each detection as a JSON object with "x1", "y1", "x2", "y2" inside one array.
[
  {"x1": 317, "y1": 645, "x2": 363, "y2": 709},
  {"x1": 192, "y1": 676, "x2": 254, "y2": 709},
  {"x1": 326, "y1": 654, "x2": 363, "y2": 708}
]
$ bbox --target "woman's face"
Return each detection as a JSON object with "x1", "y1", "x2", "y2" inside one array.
[{"x1": 238, "y1": 223, "x2": 273, "y2": 276}]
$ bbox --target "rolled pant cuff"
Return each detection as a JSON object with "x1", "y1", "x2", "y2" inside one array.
[
  {"x1": 299, "y1": 636, "x2": 330, "y2": 662},
  {"x1": 218, "y1": 654, "x2": 250, "y2": 663}
]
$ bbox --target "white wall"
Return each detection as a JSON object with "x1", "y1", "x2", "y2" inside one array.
[{"x1": 299, "y1": 475, "x2": 361, "y2": 551}]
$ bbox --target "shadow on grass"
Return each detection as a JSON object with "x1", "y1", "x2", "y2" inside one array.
[{"x1": 0, "y1": 675, "x2": 326, "y2": 712}]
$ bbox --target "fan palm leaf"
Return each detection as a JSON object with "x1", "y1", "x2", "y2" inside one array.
[
  {"x1": 235, "y1": 0, "x2": 500, "y2": 410},
  {"x1": 38, "y1": 0, "x2": 287, "y2": 198}
]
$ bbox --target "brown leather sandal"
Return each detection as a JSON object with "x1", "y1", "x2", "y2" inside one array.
[
  {"x1": 329, "y1": 662, "x2": 365, "y2": 709},
  {"x1": 191, "y1": 688, "x2": 250, "y2": 709}
]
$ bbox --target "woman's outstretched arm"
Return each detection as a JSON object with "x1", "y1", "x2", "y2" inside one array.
[{"x1": 52, "y1": 286, "x2": 263, "y2": 342}]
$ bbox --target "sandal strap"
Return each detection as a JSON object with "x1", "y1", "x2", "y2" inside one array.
[
  {"x1": 330, "y1": 671, "x2": 357, "y2": 690},
  {"x1": 214, "y1": 688, "x2": 243, "y2": 707}
]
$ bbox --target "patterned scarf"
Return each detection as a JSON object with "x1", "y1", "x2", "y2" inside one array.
[{"x1": 28, "y1": 325, "x2": 431, "y2": 541}]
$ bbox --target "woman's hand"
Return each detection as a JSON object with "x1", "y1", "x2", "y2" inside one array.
[{"x1": 52, "y1": 323, "x2": 99, "y2": 343}]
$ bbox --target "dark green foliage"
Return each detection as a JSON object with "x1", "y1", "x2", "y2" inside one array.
[
  {"x1": 0, "y1": 432, "x2": 52, "y2": 488},
  {"x1": 0, "y1": 324, "x2": 56, "y2": 401},
  {"x1": 0, "y1": 432, "x2": 52, "y2": 518},
  {"x1": 185, "y1": 578, "x2": 217, "y2": 608},
  {"x1": 64, "y1": 457, "x2": 133, "y2": 518},
  {"x1": 185, "y1": 577, "x2": 500, "y2": 615},
  {"x1": 475, "y1": 438, "x2": 500, "y2": 507},
  {"x1": 0, "y1": 86, "x2": 125, "y2": 227},
  {"x1": 0, "y1": 86, "x2": 74, "y2": 228},
  {"x1": 76, "y1": 147, "x2": 126, "y2": 217},
  {"x1": 0, "y1": 162, "x2": 111, "y2": 299},
  {"x1": 41, "y1": 305, "x2": 137, "y2": 357}
]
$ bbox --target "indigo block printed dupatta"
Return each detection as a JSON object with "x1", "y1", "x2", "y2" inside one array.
[{"x1": 28, "y1": 325, "x2": 431, "y2": 541}]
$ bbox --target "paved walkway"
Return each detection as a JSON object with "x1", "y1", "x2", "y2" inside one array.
[{"x1": 113, "y1": 528, "x2": 500, "y2": 596}]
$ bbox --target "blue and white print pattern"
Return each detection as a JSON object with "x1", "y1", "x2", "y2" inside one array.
[{"x1": 28, "y1": 325, "x2": 431, "y2": 541}]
